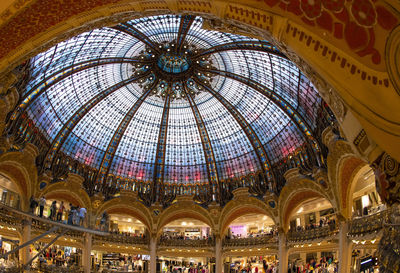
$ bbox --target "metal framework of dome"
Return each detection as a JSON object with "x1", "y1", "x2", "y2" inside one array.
[{"x1": 9, "y1": 15, "x2": 333, "y2": 207}]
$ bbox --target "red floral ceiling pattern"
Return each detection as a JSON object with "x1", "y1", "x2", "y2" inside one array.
[
  {"x1": 262, "y1": 0, "x2": 398, "y2": 65},
  {"x1": 0, "y1": 0, "x2": 398, "y2": 67}
]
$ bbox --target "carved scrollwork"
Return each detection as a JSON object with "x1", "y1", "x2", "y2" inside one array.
[{"x1": 372, "y1": 152, "x2": 400, "y2": 206}]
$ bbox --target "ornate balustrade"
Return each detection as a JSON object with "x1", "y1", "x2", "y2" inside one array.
[
  {"x1": 223, "y1": 234, "x2": 277, "y2": 247},
  {"x1": 93, "y1": 233, "x2": 149, "y2": 246},
  {"x1": 33, "y1": 265, "x2": 84, "y2": 273},
  {"x1": 158, "y1": 237, "x2": 214, "y2": 247},
  {"x1": 348, "y1": 210, "x2": 387, "y2": 237},
  {"x1": 287, "y1": 224, "x2": 338, "y2": 242},
  {"x1": 31, "y1": 219, "x2": 83, "y2": 238},
  {"x1": 0, "y1": 208, "x2": 22, "y2": 230}
]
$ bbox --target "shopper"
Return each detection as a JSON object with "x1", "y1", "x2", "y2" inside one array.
[
  {"x1": 49, "y1": 201, "x2": 57, "y2": 220},
  {"x1": 39, "y1": 196, "x2": 46, "y2": 217},
  {"x1": 67, "y1": 203, "x2": 74, "y2": 225},
  {"x1": 100, "y1": 212, "x2": 109, "y2": 231},
  {"x1": 79, "y1": 206, "x2": 87, "y2": 227},
  {"x1": 29, "y1": 196, "x2": 38, "y2": 214},
  {"x1": 72, "y1": 205, "x2": 79, "y2": 225},
  {"x1": 57, "y1": 201, "x2": 65, "y2": 221}
]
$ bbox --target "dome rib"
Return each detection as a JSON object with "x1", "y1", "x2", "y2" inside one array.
[
  {"x1": 202, "y1": 68, "x2": 320, "y2": 151},
  {"x1": 152, "y1": 91, "x2": 172, "y2": 204},
  {"x1": 185, "y1": 85, "x2": 219, "y2": 200},
  {"x1": 193, "y1": 40, "x2": 286, "y2": 59},
  {"x1": 176, "y1": 15, "x2": 196, "y2": 52},
  {"x1": 193, "y1": 77, "x2": 275, "y2": 187},
  {"x1": 42, "y1": 71, "x2": 151, "y2": 172},
  {"x1": 96, "y1": 79, "x2": 159, "y2": 192},
  {"x1": 113, "y1": 22, "x2": 161, "y2": 53}
]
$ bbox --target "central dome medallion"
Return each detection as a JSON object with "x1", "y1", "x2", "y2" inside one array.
[
  {"x1": 133, "y1": 42, "x2": 214, "y2": 100},
  {"x1": 157, "y1": 52, "x2": 190, "y2": 74}
]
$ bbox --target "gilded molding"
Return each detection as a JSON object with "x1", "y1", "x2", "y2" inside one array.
[{"x1": 386, "y1": 25, "x2": 400, "y2": 96}]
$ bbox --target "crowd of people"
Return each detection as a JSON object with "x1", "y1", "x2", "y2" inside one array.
[
  {"x1": 29, "y1": 196, "x2": 87, "y2": 227},
  {"x1": 292, "y1": 217, "x2": 337, "y2": 232},
  {"x1": 36, "y1": 245, "x2": 79, "y2": 269},
  {"x1": 101, "y1": 254, "x2": 145, "y2": 272},
  {"x1": 226, "y1": 228, "x2": 277, "y2": 240},
  {"x1": 288, "y1": 257, "x2": 338, "y2": 273},
  {"x1": 164, "y1": 264, "x2": 210, "y2": 273},
  {"x1": 230, "y1": 259, "x2": 277, "y2": 273},
  {"x1": 159, "y1": 232, "x2": 212, "y2": 241}
]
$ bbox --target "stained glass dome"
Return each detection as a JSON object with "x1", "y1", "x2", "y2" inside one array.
[{"x1": 13, "y1": 15, "x2": 323, "y2": 195}]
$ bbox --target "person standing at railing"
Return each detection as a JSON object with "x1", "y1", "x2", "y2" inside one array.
[
  {"x1": 49, "y1": 200, "x2": 57, "y2": 221},
  {"x1": 79, "y1": 206, "x2": 87, "y2": 227},
  {"x1": 39, "y1": 196, "x2": 46, "y2": 217},
  {"x1": 72, "y1": 205, "x2": 79, "y2": 225},
  {"x1": 56, "y1": 201, "x2": 64, "y2": 221},
  {"x1": 67, "y1": 203, "x2": 74, "y2": 225},
  {"x1": 29, "y1": 196, "x2": 38, "y2": 214}
]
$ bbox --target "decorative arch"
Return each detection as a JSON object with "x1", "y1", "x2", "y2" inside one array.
[
  {"x1": 336, "y1": 156, "x2": 369, "y2": 219},
  {"x1": 323, "y1": 128, "x2": 369, "y2": 219},
  {"x1": 219, "y1": 188, "x2": 277, "y2": 235},
  {"x1": 0, "y1": 143, "x2": 38, "y2": 210},
  {"x1": 156, "y1": 201, "x2": 215, "y2": 236},
  {"x1": 94, "y1": 197, "x2": 153, "y2": 232},
  {"x1": 279, "y1": 174, "x2": 335, "y2": 233},
  {"x1": 0, "y1": 0, "x2": 399, "y2": 162},
  {"x1": 38, "y1": 174, "x2": 92, "y2": 210}
]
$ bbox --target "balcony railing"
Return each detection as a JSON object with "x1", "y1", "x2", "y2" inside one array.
[
  {"x1": 223, "y1": 234, "x2": 277, "y2": 247},
  {"x1": 0, "y1": 208, "x2": 22, "y2": 229},
  {"x1": 31, "y1": 219, "x2": 83, "y2": 238},
  {"x1": 348, "y1": 210, "x2": 387, "y2": 237},
  {"x1": 288, "y1": 224, "x2": 338, "y2": 242},
  {"x1": 158, "y1": 237, "x2": 215, "y2": 247},
  {"x1": 93, "y1": 233, "x2": 149, "y2": 245}
]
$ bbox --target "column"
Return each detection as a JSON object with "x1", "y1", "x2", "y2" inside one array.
[
  {"x1": 315, "y1": 211, "x2": 320, "y2": 226},
  {"x1": 278, "y1": 232, "x2": 288, "y2": 273},
  {"x1": 82, "y1": 233, "x2": 92, "y2": 273},
  {"x1": 338, "y1": 220, "x2": 352, "y2": 273},
  {"x1": 300, "y1": 214, "x2": 306, "y2": 227},
  {"x1": 149, "y1": 237, "x2": 157, "y2": 273},
  {"x1": 19, "y1": 218, "x2": 31, "y2": 265},
  {"x1": 300, "y1": 252, "x2": 306, "y2": 263},
  {"x1": 215, "y1": 236, "x2": 222, "y2": 273}
]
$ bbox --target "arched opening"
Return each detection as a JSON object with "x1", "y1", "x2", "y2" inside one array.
[
  {"x1": 0, "y1": 174, "x2": 22, "y2": 264},
  {"x1": 98, "y1": 211, "x2": 147, "y2": 236},
  {"x1": 287, "y1": 197, "x2": 336, "y2": 233},
  {"x1": 221, "y1": 208, "x2": 277, "y2": 271},
  {"x1": 0, "y1": 173, "x2": 22, "y2": 209},
  {"x1": 349, "y1": 166, "x2": 384, "y2": 218},
  {"x1": 160, "y1": 218, "x2": 211, "y2": 241},
  {"x1": 286, "y1": 196, "x2": 338, "y2": 272},
  {"x1": 157, "y1": 217, "x2": 213, "y2": 272},
  {"x1": 347, "y1": 165, "x2": 385, "y2": 271},
  {"x1": 92, "y1": 209, "x2": 150, "y2": 272},
  {"x1": 224, "y1": 213, "x2": 276, "y2": 239}
]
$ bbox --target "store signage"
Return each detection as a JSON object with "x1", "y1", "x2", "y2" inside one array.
[{"x1": 185, "y1": 228, "x2": 200, "y2": 232}]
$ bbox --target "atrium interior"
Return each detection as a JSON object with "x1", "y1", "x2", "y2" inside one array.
[{"x1": 0, "y1": 1, "x2": 399, "y2": 273}]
